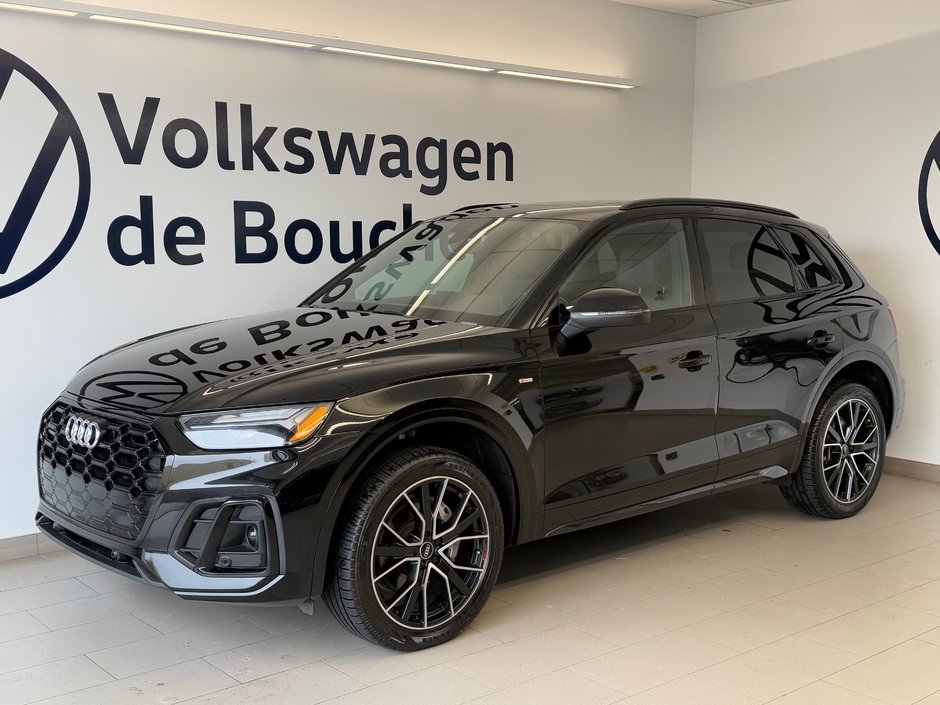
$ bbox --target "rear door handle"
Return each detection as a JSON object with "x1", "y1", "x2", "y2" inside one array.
[
  {"x1": 677, "y1": 351, "x2": 713, "y2": 369},
  {"x1": 807, "y1": 333, "x2": 836, "y2": 349}
]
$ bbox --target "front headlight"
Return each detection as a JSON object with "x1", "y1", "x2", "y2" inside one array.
[{"x1": 178, "y1": 404, "x2": 333, "y2": 450}]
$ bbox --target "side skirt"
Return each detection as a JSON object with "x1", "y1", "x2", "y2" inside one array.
[{"x1": 544, "y1": 465, "x2": 787, "y2": 537}]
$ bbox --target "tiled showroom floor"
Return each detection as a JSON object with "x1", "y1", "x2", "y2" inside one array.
[{"x1": 3, "y1": 473, "x2": 940, "y2": 705}]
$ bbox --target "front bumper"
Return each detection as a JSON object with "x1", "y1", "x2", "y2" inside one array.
[
  {"x1": 36, "y1": 490, "x2": 309, "y2": 603},
  {"x1": 36, "y1": 396, "x2": 362, "y2": 604}
]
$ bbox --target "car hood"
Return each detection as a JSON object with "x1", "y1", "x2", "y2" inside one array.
[{"x1": 66, "y1": 307, "x2": 494, "y2": 415}]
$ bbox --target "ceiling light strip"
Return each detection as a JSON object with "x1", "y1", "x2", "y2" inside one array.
[
  {"x1": 0, "y1": 2, "x2": 75, "y2": 16},
  {"x1": 0, "y1": 3, "x2": 639, "y2": 89},
  {"x1": 321, "y1": 46, "x2": 493, "y2": 73},
  {"x1": 88, "y1": 15, "x2": 316, "y2": 48},
  {"x1": 497, "y1": 70, "x2": 634, "y2": 89}
]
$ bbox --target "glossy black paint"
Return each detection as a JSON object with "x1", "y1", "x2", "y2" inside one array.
[
  {"x1": 35, "y1": 199, "x2": 904, "y2": 605},
  {"x1": 536, "y1": 305, "x2": 721, "y2": 535}
]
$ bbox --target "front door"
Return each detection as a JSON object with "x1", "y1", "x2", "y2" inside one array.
[{"x1": 536, "y1": 217, "x2": 720, "y2": 535}]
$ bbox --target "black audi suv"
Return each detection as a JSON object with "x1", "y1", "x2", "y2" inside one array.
[{"x1": 35, "y1": 198, "x2": 903, "y2": 650}]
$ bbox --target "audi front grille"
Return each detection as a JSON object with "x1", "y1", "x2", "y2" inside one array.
[{"x1": 37, "y1": 401, "x2": 166, "y2": 541}]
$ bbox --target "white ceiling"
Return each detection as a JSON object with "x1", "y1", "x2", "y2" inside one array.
[{"x1": 611, "y1": 0, "x2": 793, "y2": 18}]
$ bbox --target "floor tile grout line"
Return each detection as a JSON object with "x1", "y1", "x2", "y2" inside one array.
[
  {"x1": 14, "y1": 654, "x2": 116, "y2": 705},
  {"x1": 766, "y1": 680, "x2": 896, "y2": 705},
  {"x1": 818, "y1": 635, "x2": 940, "y2": 681},
  {"x1": 84, "y1": 650, "x2": 124, "y2": 681},
  {"x1": 314, "y1": 663, "x2": 483, "y2": 705},
  {"x1": 494, "y1": 498, "x2": 940, "y2": 613},
  {"x1": 457, "y1": 668, "x2": 623, "y2": 705},
  {"x1": 433, "y1": 625, "x2": 624, "y2": 692},
  {"x1": 817, "y1": 642, "x2": 937, "y2": 704},
  {"x1": 470, "y1": 568, "x2": 940, "y2": 701},
  {"x1": 24, "y1": 656, "x2": 235, "y2": 705},
  {"x1": 202, "y1": 623, "x2": 370, "y2": 684},
  {"x1": 237, "y1": 611, "x2": 292, "y2": 638},
  {"x1": 81, "y1": 615, "x2": 275, "y2": 678},
  {"x1": 171, "y1": 658, "x2": 372, "y2": 705},
  {"x1": 912, "y1": 685, "x2": 940, "y2": 704},
  {"x1": 559, "y1": 584, "x2": 936, "y2": 701},
  {"x1": 437, "y1": 663, "x2": 498, "y2": 697}
]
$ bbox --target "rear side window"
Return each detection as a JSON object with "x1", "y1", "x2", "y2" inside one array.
[
  {"x1": 775, "y1": 226, "x2": 838, "y2": 289},
  {"x1": 698, "y1": 218, "x2": 796, "y2": 303}
]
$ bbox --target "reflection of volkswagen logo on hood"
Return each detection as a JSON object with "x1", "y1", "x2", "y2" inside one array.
[
  {"x1": 0, "y1": 48, "x2": 90, "y2": 299},
  {"x1": 80, "y1": 371, "x2": 188, "y2": 410},
  {"x1": 919, "y1": 129, "x2": 940, "y2": 258}
]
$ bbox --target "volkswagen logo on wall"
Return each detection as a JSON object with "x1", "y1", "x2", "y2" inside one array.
[
  {"x1": 919, "y1": 129, "x2": 940, "y2": 258},
  {"x1": 0, "y1": 48, "x2": 90, "y2": 299},
  {"x1": 65, "y1": 415, "x2": 102, "y2": 450}
]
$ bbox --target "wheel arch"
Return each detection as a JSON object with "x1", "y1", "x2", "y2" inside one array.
[
  {"x1": 308, "y1": 392, "x2": 539, "y2": 599},
  {"x1": 794, "y1": 351, "x2": 898, "y2": 467}
]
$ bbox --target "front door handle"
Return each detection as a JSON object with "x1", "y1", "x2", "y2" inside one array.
[
  {"x1": 677, "y1": 351, "x2": 713, "y2": 370},
  {"x1": 807, "y1": 332, "x2": 836, "y2": 349}
]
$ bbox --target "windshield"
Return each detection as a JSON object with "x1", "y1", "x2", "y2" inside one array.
[{"x1": 306, "y1": 215, "x2": 583, "y2": 325}]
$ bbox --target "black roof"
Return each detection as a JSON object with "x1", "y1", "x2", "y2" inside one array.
[
  {"x1": 452, "y1": 198, "x2": 798, "y2": 221},
  {"x1": 620, "y1": 198, "x2": 797, "y2": 217}
]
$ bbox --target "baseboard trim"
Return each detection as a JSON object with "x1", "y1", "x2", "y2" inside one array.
[{"x1": 885, "y1": 456, "x2": 940, "y2": 483}]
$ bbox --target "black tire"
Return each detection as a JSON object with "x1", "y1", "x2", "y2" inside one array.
[
  {"x1": 325, "y1": 445, "x2": 504, "y2": 650},
  {"x1": 781, "y1": 381, "x2": 886, "y2": 519}
]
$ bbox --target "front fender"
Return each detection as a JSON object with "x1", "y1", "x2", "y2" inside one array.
[{"x1": 307, "y1": 372, "x2": 543, "y2": 598}]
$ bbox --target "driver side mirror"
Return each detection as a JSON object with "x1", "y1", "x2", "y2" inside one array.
[{"x1": 560, "y1": 287, "x2": 651, "y2": 339}]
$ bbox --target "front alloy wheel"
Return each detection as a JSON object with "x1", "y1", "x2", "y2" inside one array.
[
  {"x1": 326, "y1": 446, "x2": 503, "y2": 650},
  {"x1": 372, "y1": 476, "x2": 490, "y2": 630}
]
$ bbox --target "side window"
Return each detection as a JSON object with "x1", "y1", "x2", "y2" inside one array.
[
  {"x1": 558, "y1": 218, "x2": 693, "y2": 312},
  {"x1": 775, "y1": 226, "x2": 838, "y2": 289},
  {"x1": 698, "y1": 218, "x2": 796, "y2": 303}
]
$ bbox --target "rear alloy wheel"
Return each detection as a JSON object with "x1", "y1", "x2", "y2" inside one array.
[
  {"x1": 781, "y1": 381, "x2": 886, "y2": 518},
  {"x1": 820, "y1": 397, "x2": 881, "y2": 505},
  {"x1": 326, "y1": 446, "x2": 503, "y2": 650}
]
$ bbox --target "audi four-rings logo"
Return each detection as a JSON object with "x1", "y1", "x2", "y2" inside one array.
[{"x1": 64, "y1": 415, "x2": 102, "y2": 450}]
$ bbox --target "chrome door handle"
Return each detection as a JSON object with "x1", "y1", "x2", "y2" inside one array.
[
  {"x1": 807, "y1": 333, "x2": 835, "y2": 349},
  {"x1": 678, "y1": 352, "x2": 712, "y2": 369}
]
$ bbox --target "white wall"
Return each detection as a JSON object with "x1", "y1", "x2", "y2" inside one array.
[
  {"x1": 693, "y1": 0, "x2": 940, "y2": 466},
  {"x1": 0, "y1": 1, "x2": 696, "y2": 538}
]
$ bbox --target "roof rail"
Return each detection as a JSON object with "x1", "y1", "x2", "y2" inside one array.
[
  {"x1": 452, "y1": 203, "x2": 516, "y2": 212},
  {"x1": 621, "y1": 198, "x2": 797, "y2": 218}
]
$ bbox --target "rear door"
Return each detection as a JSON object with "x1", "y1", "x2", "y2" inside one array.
[{"x1": 695, "y1": 217, "x2": 844, "y2": 481}]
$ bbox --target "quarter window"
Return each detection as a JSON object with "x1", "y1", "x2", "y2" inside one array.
[
  {"x1": 698, "y1": 219, "x2": 796, "y2": 303},
  {"x1": 775, "y1": 226, "x2": 837, "y2": 289},
  {"x1": 558, "y1": 218, "x2": 693, "y2": 312}
]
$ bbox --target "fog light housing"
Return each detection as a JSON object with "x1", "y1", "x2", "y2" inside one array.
[
  {"x1": 174, "y1": 499, "x2": 275, "y2": 575},
  {"x1": 246, "y1": 525, "x2": 259, "y2": 549}
]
